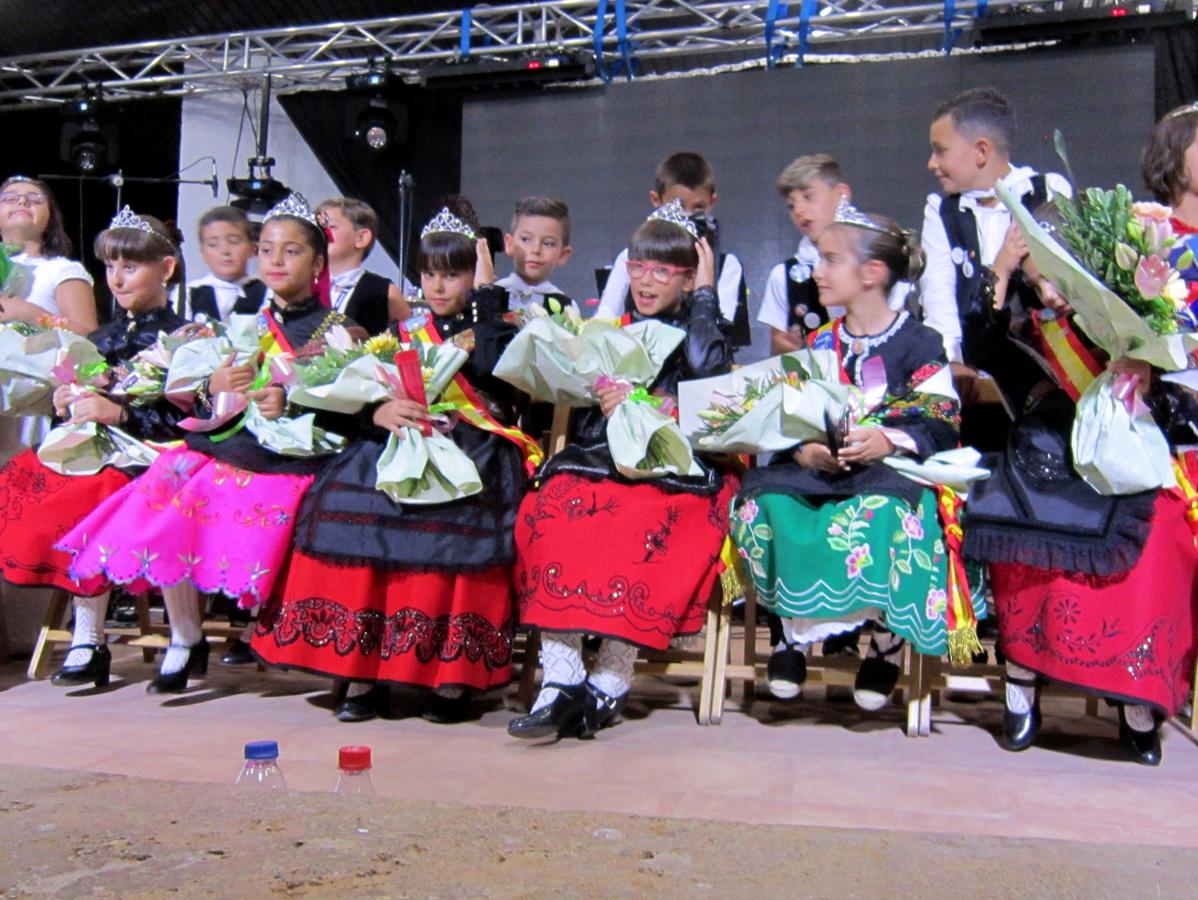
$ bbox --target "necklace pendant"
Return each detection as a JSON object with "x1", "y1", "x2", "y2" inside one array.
[{"x1": 852, "y1": 338, "x2": 866, "y2": 355}]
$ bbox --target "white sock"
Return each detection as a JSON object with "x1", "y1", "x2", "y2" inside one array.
[
  {"x1": 345, "y1": 681, "x2": 373, "y2": 699},
  {"x1": 1124, "y1": 703, "x2": 1156, "y2": 733},
  {"x1": 588, "y1": 638, "x2": 637, "y2": 699},
  {"x1": 161, "y1": 584, "x2": 204, "y2": 675},
  {"x1": 531, "y1": 633, "x2": 585, "y2": 712},
  {"x1": 64, "y1": 593, "x2": 109, "y2": 667},
  {"x1": 1005, "y1": 660, "x2": 1037, "y2": 715}
]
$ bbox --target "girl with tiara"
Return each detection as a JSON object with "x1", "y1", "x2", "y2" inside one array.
[
  {"x1": 1142, "y1": 102, "x2": 1198, "y2": 307},
  {"x1": 0, "y1": 208, "x2": 187, "y2": 687},
  {"x1": 730, "y1": 200, "x2": 964, "y2": 712},
  {"x1": 507, "y1": 200, "x2": 736, "y2": 741},
  {"x1": 0, "y1": 176, "x2": 98, "y2": 458},
  {"x1": 57, "y1": 194, "x2": 357, "y2": 694},
  {"x1": 252, "y1": 198, "x2": 542, "y2": 723}
]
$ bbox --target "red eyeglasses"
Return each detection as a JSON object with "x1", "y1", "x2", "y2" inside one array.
[{"x1": 625, "y1": 259, "x2": 694, "y2": 284}]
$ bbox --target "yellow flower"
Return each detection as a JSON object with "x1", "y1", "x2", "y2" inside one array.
[{"x1": 363, "y1": 333, "x2": 401, "y2": 357}]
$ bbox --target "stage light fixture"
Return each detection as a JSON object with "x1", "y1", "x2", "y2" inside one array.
[
  {"x1": 58, "y1": 90, "x2": 120, "y2": 174},
  {"x1": 354, "y1": 97, "x2": 397, "y2": 152}
]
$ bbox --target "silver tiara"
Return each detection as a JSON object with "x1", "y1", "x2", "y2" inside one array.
[
  {"x1": 109, "y1": 205, "x2": 154, "y2": 234},
  {"x1": 265, "y1": 192, "x2": 319, "y2": 228},
  {"x1": 832, "y1": 196, "x2": 890, "y2": 235},
  {"x1": 647, "y1": 199, "x2": 699, "y2": 238},
  {"x1": 1166, "y1": 101, "x2": 1198, "y2": 121},
  {"x1": 421, "y1": 207, "x2": 475, "y2": 240}
]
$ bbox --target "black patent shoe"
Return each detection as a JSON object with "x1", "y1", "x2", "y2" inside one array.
[
  {"x1": 1119, "y1": 705, "x2": 1162, "y2": 767},
  {"x1": 507, "y1": 683, "x2": 587, "y2": 740},
  {"x1": 422, "y1": 692, "x2": 473, "y2": 724},
  {"x1": 766, "y1": 645, "x2": 807, "y2": 700},
  {"x1": 219, "y1": 639, "x2": 256, "y2": 666},
  {"x1": 146, "y1": 639, "x2": 210, "y2": 694},
  {"x1": 1001, "y1": 675, "x2": 1041, "y2": 752},
  {"x1": 853, "y1": 634, "x2": 905, "y2": 712},
  {"x1": 335, "y1": 685, "x2": 385, "y2": 723},
  {"x1": 51, "y1": 643, "x2": 112, "y2": 688},
  {"x1": 578, "y1": 682, "x2": 628, "y2": 739}
]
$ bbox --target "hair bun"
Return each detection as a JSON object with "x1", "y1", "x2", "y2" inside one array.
[{"x1": 901, "y1": 228, "x2": 925, "y2": 283}]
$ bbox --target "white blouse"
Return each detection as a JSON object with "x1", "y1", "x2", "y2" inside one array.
[{"x1": 10, "y1": 252, "x2": 93, "y2": 315}]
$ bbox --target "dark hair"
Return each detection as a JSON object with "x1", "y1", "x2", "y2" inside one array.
[
  {"x1": 628, "y1": 219, "x2": 699, "y2": 269},
  {"x1": 1, "y1": 175, "x2": 73, "y2": 258},
  {"x1": 94, "y1": 213, "x2": 184, "y2": 284},
  {"x1": 933, "y1": 87, "x2": 1016, "y2": 156},
  {"x1": 1142, "y1": 106, "x2": 1198, "y2": 205},
  {"x1": 198, "y1": 205, "x2": 256, "y2": 242},
  {"x1": 316, "y1": 196, "x2": 380, "y2": 254},
  {"x1": 510, "y1": 196, "x2": 571, "y2": 246},
  {"x1": 654, "y1": 151, "x2": 715, "y2": 196},
  {"x1": 261, "y1": 214, "x2": 328, "y2": 262},
  {"x1": 417, "y1": 195, "x2": 479, "y2": 273},
  {"x1": 832, "y1": 214, "x2": 925, "y2": 289},
  {"x1": 776, "y1": 154, "x2": 844, "y2": 196}
]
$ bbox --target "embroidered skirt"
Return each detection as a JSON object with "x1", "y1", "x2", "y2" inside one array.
[
  {"x1": 56, "y1": 446, "x2": 313, "y2": 608},
  {"x1": 731, "y1": 490, "x2": 955, "y2": 654},
  {"x1": 0, "y1": 448, "x2": 130, "y2": 595},
  {"x1": 252, "y1": 551, "x2": 514, "y2": 691},
  {"x1": 515, "y1": 473, "x2": 737, "y2": 651},
  {"x1": 991, "y1": 491, "x2": 1198, "y2": 716}
]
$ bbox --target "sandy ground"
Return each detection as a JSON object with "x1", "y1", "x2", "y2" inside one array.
[{"x1": 1, "y1": 765, "x2": 1196, "y2": 899}]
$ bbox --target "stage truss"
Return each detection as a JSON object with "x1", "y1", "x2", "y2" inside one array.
[{"x1": 0, "y1": 0, "x2": 1177, "y2": 110}]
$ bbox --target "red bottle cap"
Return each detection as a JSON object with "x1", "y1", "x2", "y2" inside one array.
[{"x1": 338, "y1": 745, "x2": 371, "y2": 771}]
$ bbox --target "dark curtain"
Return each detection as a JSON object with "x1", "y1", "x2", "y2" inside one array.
[
  {"x1": 1154, "y1": 23, "x2": 1198, "y2": 119},
  {"x1": 0, "y1": 97, "x2": 182, "y2": 320},
  {"x1": 279, "y1": 88, "x2": 463, "y2": 286}
]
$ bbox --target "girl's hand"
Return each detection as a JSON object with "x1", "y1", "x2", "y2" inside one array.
[
  {"x1": 794, "y1": 442, "x2": 842, "y2": 473},
  {"x1": 597, "y1": 381, "x2": 632, "y2": 418},
  {"x1": 248, "y1": 386, "x2": 286, "y2": 419},
  {"x1": 0, "y1": 295, "x2": 47, "y2": 325},
  {"x1": 1109, "y1": 356, "x2": 1152, "y2": 394},
  {"x1": 992, "y1": 222, "x2": 1029, "y2": 280},
  {"x1": 475, "y1": 238, "x2": 495, "y2": 286},
  {"x1": 52, "y1": 383, "x2": 77, "y2": 417},
  {"x1": 373, "y1": 398, "x2": 430, "y2": 434},
  {"x1": 695, "y1": 237, "x2": 716, "y2": 290},
  {"x1": 69, "y1": 393, "x2": 125, "y2": 426},
  {"x1": 209, "y1": 352, "x2": 257, "y2": 394},
  {"x1": 837, "y1": 427, "x2": 894, "y2": 465}
]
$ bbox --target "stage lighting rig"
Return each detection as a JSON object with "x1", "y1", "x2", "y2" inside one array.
[
  {"x1": 227, "y1": 75, "x2": 290, "y2": 217},
  {"x1": 348, "y1": 60, "x2": 403, "y2": 153},
  {"x1": 58, "y1": 88, "x2": 120, "y2": 174}
]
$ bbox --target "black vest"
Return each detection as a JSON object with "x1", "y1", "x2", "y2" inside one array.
[
  {"x1": 188, "y1": 279, "x2": 267, "y2": 322},
  {"x1": 783, "y1": 257, "x2": 828, "y2": 332},
  {"x1": 938, "y1": 174, "x2": 1048, "y2": 408},
  {"x1": 340, "y1": 270, "x2": 391, "y2": 337}
]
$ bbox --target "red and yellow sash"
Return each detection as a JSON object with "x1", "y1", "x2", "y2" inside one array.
[
  {"x1": 1031, "y1": 311, "x2": 1103, "y2": 402},
  {"x1": 936, "y1": 486, "x2": 982, "y2": 665},
  {"x1": 401, "y1": 318, "x2": 544, "y2": 475}
]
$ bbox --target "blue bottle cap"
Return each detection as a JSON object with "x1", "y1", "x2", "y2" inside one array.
[{"x1": 244, "y1": 740, "x2": 279, "y2": 760}]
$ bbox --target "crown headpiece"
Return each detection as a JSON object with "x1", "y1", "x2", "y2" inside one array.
[
  {"x1": 1165, "y1": 101, "x2": 1198, "y2": 121},
  {"x1": 647, "y1": 199, "x2": 699, "y2": 238},
  {"x1": 109, "y1": 205, "x2": 154, "y2": 234},
  {"x1": 2, "y1": 174, "x2": 37, "y2": 187},
  {"x1": 264, "y1": 192, "x2": 320, "y2": 228},
  {"x1": 832, "y1": 197, "x2": 891, "y2": 235},
  {"x1": 421, "y1": 207, "x2": 475, "y2": 240}
]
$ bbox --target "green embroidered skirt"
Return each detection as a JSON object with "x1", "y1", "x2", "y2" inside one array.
[{"x1": 731, "y1": 490, "x2": 952, "y2": 654}]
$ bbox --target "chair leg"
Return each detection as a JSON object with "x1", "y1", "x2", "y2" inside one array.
[
  {"x1": 0, "y1": 587, "x2": 10, "y2": 664},
  {"x1": 516, "y1": 630, "x2": 541, "y2": 712},
  {"x1": 905, "y1": 650, "x2": 932, "y2": 737},
  {"x1": 27, "y1": 590, "x2": 70, "y2": 680},
  {"x1": 135, "y1": 594, "x2": 157, "y2": 663},
  {"x1": 739, "y1": 581, "x2": 758, "y2": 706},
  {"x1": 698, "y1": 584, "x2": 726, "y2": 726}
]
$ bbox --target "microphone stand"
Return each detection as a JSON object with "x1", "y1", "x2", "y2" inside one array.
[
  {"x1": 397, "y1": 170, "x2": 414, "y2": 297},
  {"x1": 37, "y1": 170, "x2": 220, "y2": 211}
]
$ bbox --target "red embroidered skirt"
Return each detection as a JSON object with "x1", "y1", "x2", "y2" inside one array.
[
  {"x1": 515, "y1": 473, "x2": 737, "y2": 651},
  {"x1": 251, "y1": 550, "x2": 515, "y2": 692},
  {"x1": 0, "y1": 448, "x2": 130, "y2": 595},
  {"x1": 992, "y1": 491, "x2": 1198, "y2": 716}
]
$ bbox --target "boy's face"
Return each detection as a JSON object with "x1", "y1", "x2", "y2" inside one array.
[
  {"x1": 320, "y1": 207, "x2": 371, "y2": 266},
  {"x1": 650, "y1": 184, "x2": 717, "y2": 216},
  {"x1": 199, "y1": 221, "x2": 255, "y2": 282},
  {"x1": 503, "y1": 215, "x2": 571, "y2": 284},
  {"x1": 785, "y1": 181, "x2": 848, "y2": 240},
  {"x1": 928, "y1": 115, "x2": 989, "y2": 195}
]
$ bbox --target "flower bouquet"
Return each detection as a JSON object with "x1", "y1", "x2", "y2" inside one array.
[
  {"x1": 0, "y1": 318, "x2": 105, "y2": 416},
  {"x1": 999, "y1": 181, "x2": 1198, "y2": 494},
  {"x1": 493, "y1": 316, "x2": 700, "y2": 479},
  {"x1": 678, "y1": 348, "x2": 856, "y2": 455},
  {"x1": 0, "y1": 242, "x2": 33, "y2": 298}
]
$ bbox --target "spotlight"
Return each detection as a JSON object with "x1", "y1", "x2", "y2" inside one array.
[
  {"x1": 354, "y1": 98, "x2": 397, "y2": 153},
  {"x1": 228, "y1": 157, "x2": 291, "y2": 217},
  {"x1": 59, "y1": 89, "x2": 119, "y2": 174}
]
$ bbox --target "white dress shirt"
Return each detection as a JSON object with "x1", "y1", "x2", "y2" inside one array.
[
  {"x1": 185, "y1": 272, "x2": 258, "y2": 322},
  {"x1": 494, "y1": 272, "x2": 577, "y2": 314}
]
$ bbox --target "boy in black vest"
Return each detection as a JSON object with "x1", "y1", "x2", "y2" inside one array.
[
  {"x1": 185, "y1": 206, "x2": 265, "y2": 323},
  {"x1": 317, "y1": 196, "x2": 412, "y2": 336},
  {"x1": 496, "y1": 196, "x2": 576, "y2": 314},
  {"x1": 920, "y1": 87, "x2": 1071, "y2": 444}
]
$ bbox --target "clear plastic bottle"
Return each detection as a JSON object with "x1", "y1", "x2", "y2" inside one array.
[
  {"x1": 334, "y1": 745, "x2": 375, "y2": 797},
  {"x1": 235, "y1": 740, "x2": 288, "y2": 792}
]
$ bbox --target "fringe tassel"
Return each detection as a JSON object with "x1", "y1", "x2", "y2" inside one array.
[
  {"x1": 947, "y1": 625, "x2": 983, "y2": 667},
  {"x1": 717, "y1": 536, "x2": 747, "y2": 602}
]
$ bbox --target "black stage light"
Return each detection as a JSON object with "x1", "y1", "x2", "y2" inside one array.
[
  {"x1": 354, "y1": 97, "x2": 398, "y2": 152},
  {"x1": 59, "y1": 89, "x2": 120, "y2": 174}
]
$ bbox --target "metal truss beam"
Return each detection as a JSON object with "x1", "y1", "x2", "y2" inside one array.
[{"x1": 0, "y1": 0, "x2": 1093, "y2": 110}]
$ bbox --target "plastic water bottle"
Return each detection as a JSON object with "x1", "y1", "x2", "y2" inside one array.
[
  {"x1": 334, "y1": 745, "x2": 375, "y2": 797},
  {"x1": 235, "y1": 740, "x2": 287, "y2": 792}
]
